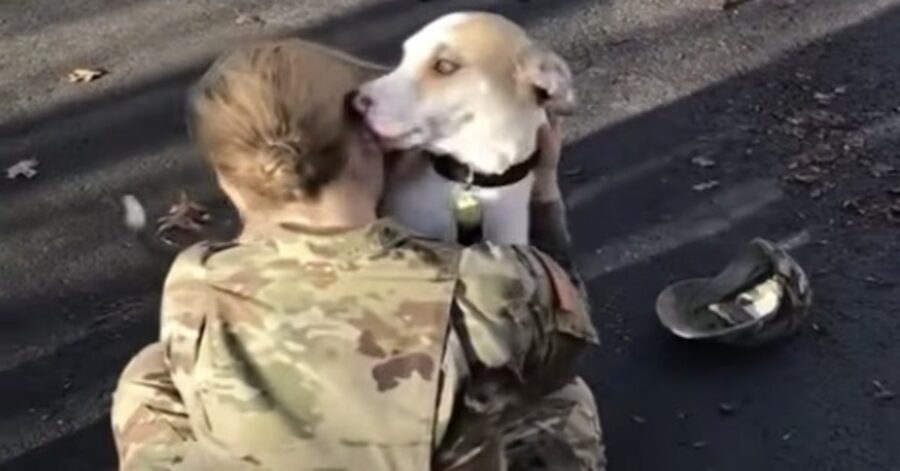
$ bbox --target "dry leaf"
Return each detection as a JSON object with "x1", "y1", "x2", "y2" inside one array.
[
  {"x1": 67, "y1": 68, "x2": 107, "y2": 83},
  {"x1": 121, "y1": 194, "x2": 147, "y2": 232},
  {"x1": 235, "y1": 13, "x2": 265, "y2": 25},
  {"x1": 691, "y1": 156, "x2": 717, "y2": 168},
  {"x1": 872, "y1": 380, "x2": 896, "y2": 401},
  {"x1": 5, "y1": 158, "x2": 39, "y2": 179},
  {"x1": 156, "y1": 192, "x2": 212, "y2": 245},
  {"x1": 693, "y1": 180, "x2": 720, "y2": 192}
]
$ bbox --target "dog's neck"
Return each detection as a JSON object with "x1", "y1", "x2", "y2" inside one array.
[{"x1": 429, "y1": 150, "x2": 539, "y2": 188}]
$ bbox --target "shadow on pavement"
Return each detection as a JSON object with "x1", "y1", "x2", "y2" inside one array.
[{"x1": 563, "y1": 5, "x2": 900, "y2": 471}]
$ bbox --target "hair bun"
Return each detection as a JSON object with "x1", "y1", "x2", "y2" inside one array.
[{"x1": 263, "y1": 137, "x2": 318, "y2": 189}]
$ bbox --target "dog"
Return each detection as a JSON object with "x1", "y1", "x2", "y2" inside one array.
[{"x1": 355, "y1": 12, "x2": 575, "y2": 244}]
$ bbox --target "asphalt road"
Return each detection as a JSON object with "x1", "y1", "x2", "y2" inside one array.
[{"x1": 1, "y1": 0, "x2": 899, "y2": 469}]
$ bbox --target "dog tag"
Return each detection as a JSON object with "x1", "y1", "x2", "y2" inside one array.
[{"x1": 452, "y1": 186, "x2": 482, "y2": 232}]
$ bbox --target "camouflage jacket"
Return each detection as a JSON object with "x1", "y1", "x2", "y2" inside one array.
[{"x1": 112, "y1": 217, "x2": 598, "y2": 470}]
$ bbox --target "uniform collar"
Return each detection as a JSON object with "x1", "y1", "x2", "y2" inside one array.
[{"x1": 240, "y1": 218, "x2": 410, "y2": 260}]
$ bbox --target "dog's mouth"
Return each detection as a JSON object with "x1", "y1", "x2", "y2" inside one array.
[
  {"x1": 345, "y1": 91, "x2": 427, "y2": 152},
  {"x1": 345, "y1": 92, "x2": 407, "y2": 159},
  {"x1": 372, "y1": 127, "x2": 427, "y2": 151}
]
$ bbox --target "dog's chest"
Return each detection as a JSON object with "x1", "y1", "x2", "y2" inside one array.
[{"x1": 382, "y1": 166, "x2": 533, "y2": 245}]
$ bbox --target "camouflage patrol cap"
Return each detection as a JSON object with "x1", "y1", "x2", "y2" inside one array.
[{"x1": 655, "y1": 238, "x2": 813, "y2": 347}]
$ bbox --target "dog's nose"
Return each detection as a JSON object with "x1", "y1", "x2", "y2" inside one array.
[{"x1": 353, "y1": 92, "x2": 374, "y2": 114}]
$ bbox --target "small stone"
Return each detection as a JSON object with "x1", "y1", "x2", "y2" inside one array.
[
  {"x1": 792, "y1": 173, "x2": 819, "y2": 184},
  {"x1": 718, "y1": 403, "x2": 737, "y2": 415},
  {"x1": 691, "y1": 156, "x2": 717, "y2": 168},
  {"x1": 693, "y1": 180, "x2": 720, "y2": 192},
  {"x1": 632, "y1": 415, "x2": 647, "y2": 425},
  {"x1": 691, "y1": 441, "x2": 708, "y2": 449},
  {"x1": 813, "y1": 92, "x2": 834, "y2": 104},
  {"x1": 121, "y1": 194, "x2": 147, "y2": 232}
]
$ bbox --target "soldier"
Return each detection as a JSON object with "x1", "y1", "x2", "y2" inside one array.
[{"x1": 111, "y1": 38, "x2": 604, "y2": 470}]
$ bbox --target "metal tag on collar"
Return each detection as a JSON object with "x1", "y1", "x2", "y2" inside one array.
[{"x1": 453, "y1": 165, "x2": 482, "y2": 231}]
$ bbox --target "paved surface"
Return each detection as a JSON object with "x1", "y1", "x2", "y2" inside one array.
[{"x1": 1, "y1": 0, "x2": 899, "y2": 469}]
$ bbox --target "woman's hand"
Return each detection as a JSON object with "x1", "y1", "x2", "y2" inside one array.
[{"x1": 532, "y1": 113, "x2": 564, "y2": 202}]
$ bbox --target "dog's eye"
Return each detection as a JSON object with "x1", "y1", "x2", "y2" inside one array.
[{"x1": 433, "y1": 59, "x2": 460, "y2": 76}]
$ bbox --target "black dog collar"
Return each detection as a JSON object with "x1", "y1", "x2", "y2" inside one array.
[{"x1": 431, "y1": 151, "x2": 540, "y2": 188}]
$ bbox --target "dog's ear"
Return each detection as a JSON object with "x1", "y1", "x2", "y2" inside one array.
[{"x1": 517, "y1": 45, "x2": 576, "y2": 116}]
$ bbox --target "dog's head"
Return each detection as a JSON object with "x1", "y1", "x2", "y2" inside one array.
[{"x1": 355, "y1": 12, "x2": 575, "y2": 174}]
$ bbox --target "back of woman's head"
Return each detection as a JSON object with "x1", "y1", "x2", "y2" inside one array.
[{"x1": 189, "y1": 38, "x2": 383, "y2": 202}]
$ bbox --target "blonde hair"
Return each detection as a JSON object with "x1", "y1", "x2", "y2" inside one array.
[{"x1": 189, "y1": 38, "x2": 384, "y2": 201}]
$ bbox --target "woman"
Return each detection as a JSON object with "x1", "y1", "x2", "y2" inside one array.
[{"x1": 111, "y1": 38, "x2": 604, "y2": 470}]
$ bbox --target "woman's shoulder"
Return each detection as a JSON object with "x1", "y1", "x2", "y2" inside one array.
[
  {"x1": 457, "y1": 243, "x2": 548, "y2": 305},
  {"x1": 165, "y1": 240, "x2": 242, "y2": 284}
]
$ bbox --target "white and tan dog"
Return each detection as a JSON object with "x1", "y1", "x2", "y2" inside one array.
[{"x1": 356, "y1": 12, "x2": 575, "y2": 244}]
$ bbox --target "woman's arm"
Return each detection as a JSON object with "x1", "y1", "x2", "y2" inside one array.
[
  {"x1": 111, "y1": 343, "x2": 194, "y2": 470},
  {"x1": 528, "y1": 117, "x2": 580, "y2": 283},
  {"x1": 111, "y1": 244, "x2": 214, "y2": 470}
]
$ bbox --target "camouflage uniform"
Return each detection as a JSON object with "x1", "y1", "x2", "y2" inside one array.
[{"x1": 112, "y1": 204, "x2": 604, "y2": 470}]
